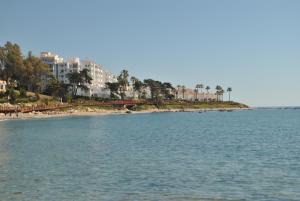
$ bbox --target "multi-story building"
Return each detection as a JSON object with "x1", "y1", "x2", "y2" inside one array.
[
  {"x1": 40, "y1": 52, "x2": 117, "y2": 97},
  {"x1": 40, "y1": 52, "x2": 64, "y2": 79}
]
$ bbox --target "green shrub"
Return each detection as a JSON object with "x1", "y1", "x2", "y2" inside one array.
[
  {"x1": 8, "y1": 89, "x2": 17, "y2": 104},
  {"x1": 0, "y1": 92, "x2": 6, "y2": 98},
  {"x1": 66, "y1": 94, "x2": 72, "y2": 103},
  {"x1": 41, "y1": 98, "x2": 49, "y2": 105},
  {"x1": 0, "y1": 98, "x2": 8, "y2": 103},
  {"x1": 20, "y1": 88, "x2": 27, "y2": 98},
  {"x1": 35, "y1": 92, "x2": 40, "y2": 100}
]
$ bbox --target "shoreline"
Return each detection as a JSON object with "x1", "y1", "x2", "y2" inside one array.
[{"x1": 0, "y1": 107, "x2": 252, "y2": 121}]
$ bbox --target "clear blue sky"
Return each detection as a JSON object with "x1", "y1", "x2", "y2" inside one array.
[{"x1": 1, "y1": 0, "x2": 300, "y2": 106}]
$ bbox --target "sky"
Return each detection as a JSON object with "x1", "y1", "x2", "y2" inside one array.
[{"x1": 1, "y1": 0, "x2": 300, "y2": 106}]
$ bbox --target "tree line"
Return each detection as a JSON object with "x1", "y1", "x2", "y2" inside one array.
[
  {"x1": 0, "y1": 42, "x2": 49, "y2": 92},
  {"x1": 105, "y1": 70, "x2": 176, "y2": 103},
  {"x1": 174, "y1": 84, "x2": 232, "y2": 102},
  {"x1": 106, "y1": 70, "x2": 233, "y2": 102},
  {"x1": 0, "y1": 41, "x2": 93, "y2": 102}
]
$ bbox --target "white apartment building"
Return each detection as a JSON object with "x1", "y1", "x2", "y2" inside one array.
[{"x1": 40, "y1": 52, "x2": 117, "y2": 97}]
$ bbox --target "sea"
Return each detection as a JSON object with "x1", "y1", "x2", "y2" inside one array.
[{"x1": 0, "y1": 109, "x2": 299, "y2": 201}]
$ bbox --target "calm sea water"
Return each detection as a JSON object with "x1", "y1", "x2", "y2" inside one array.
[{"x1": 0, "y1": 109, "x2": 300, "y2": 201}]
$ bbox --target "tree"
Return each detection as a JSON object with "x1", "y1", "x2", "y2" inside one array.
[
  {"x1": 144, "y1": 79, "x2": 165, "y2": 106},
  {"x1": 219, "y1": 89, "x2": 225, "y2": 101},
  {"x1": 143, "y1": 79, "x2": 174, "y2": 101},
  {"x1": 22, "y1": 51, "x2": 49, "y2": 92},
  {"x1": 0, "y1": 43, "x2": 50, "y2": 93},
  {"x1": 131, "y1": 76, "x2": 144, "y2": 99},
  {"x1": 144, "y1": 79, "x2": 161, "y2": 100},
  {"x1": 105, "y1": 82, "x2": 120, "y2": 99},
  {"x1": 161, "y1": 82, "x2": 175, "y2": 99},
  {"x1": 215, "y1": 85, "x2": 223, "y2": 101},
  {"x1": 45, "y1": 78, "x2": 68, "y2": 101},
  {"x1": 0, "y1": 47, "x2": 5, "y2": 76},
  {"x1": 195, "y1": 84, "x2": 204, "y2": 101},
  {"x1": 176, "y1": 85, "x2": 181, "y2": 99},
  {"x1": 194, "y1": 89, "x2": 198, "y2": 100},
  {"x1": 0, "y1": 42, "x2": 25, "y2": 83},
  {"x1": 117, "y1": 70, "x2": 129, "y2": 100},
  {"x1": 215, "y1": 90, "x2": 220, "y2": 102},
  {"x1": 205, "y1": 86, "x2": 210, "y2": 93},
  {"x1": 66, "y1": 69, "x2": 92, "y2": 98},
  {"x1": 199, "y1": 84, "x2": 204, "y2": 101},
  {"x1": 8, "y1": 88, "x2": 17, "y2": 104},
  {"x1": 199, "y1": 84, "x2": 204, "y2": 93},
  {"x1": 195, "y1": 84, "x2": 200, "y2": 100},
  {"x1": 227, "y1": 87, "x2": 232, "y2": 101},
  {"x1": 182, "y1": 85, "x2": 186, "y2": 99},
  {"x1": 216, "y1": 85, "x2": 222, "y2": 91}
]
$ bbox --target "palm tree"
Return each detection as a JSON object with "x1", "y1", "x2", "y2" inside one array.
[
  {"x1": 227, "y1": 87, "x2": 232, "y2": 101},
  {"x1": 198, "y1": 84, "x2": 204, "y2": 102},
  {"x1": 215, "y1": 85, "x2": 223, "y2": 101},
  {"x1": 215, "y1": 91, "x2": 218, "y2": 101},
  {"x1": 182, "y1": 85, "x2": 186, "y2": 99},
  {"x1": 205, "y1": 86, "x2": 210, "y2": 93},
  {"x1": 194, "y1": 89, "x2": 198, "y2": 100},
  {"x1": 204, "y1": 86, "x2": 210, "y2": 102},
  {"x1": 117, "y1": 70, "x2": 129, "y2": 100},
  {"x1": 220, "y1": 89, "x2": 225, "y2": 101},
  {"x1": 195, "y1": 84, "x2": 201, "y2": 100},
  {"x1": 199, "y1": 84, "x2": 204, "y2": 93},
  {"x1": 176, "y1": 85, "x2": 181, "y2": 99},
  {"x1": 215, "y1": 85, "x2": 222, "y2": 91}
]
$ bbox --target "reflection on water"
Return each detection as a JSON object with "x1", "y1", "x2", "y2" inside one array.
[{"x1": 0, "y1": 110, "x2": 300, "y2": 201}]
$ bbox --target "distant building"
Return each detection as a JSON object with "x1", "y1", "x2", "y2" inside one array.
[
  {"x1": 177, "y1": 88, "x2": 217, "y2": 101},
  {"x1": 40, "y1": 52, "x2": 117, "y2": 97},
  {"x1": 0, "y1": 80, "x2": 7, "y2": 93}
]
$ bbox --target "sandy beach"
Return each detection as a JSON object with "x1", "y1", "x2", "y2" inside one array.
[{"x1": 0, "y1": 107, "x2": 251, "y2": 121}]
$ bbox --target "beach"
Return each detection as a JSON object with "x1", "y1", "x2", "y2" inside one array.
[{"x1": 0, "y1": 107, "x2": 251, "y2": 121}]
